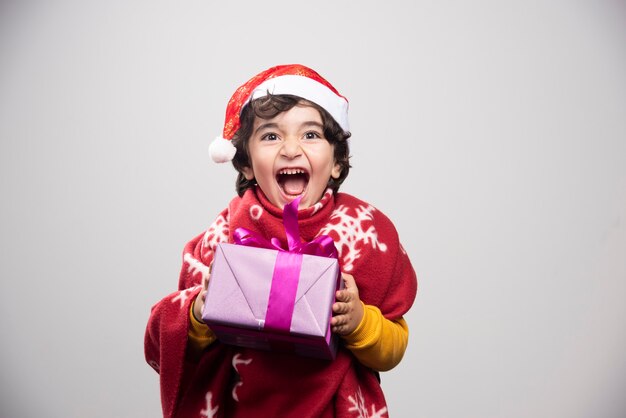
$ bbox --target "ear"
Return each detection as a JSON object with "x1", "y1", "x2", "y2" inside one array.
[
  {"x1": 331, "y1": 162, "x2": 342, "y2": 179},
  {"x1": 242, "y1": 166, "x2": 255, "y2": 181}
]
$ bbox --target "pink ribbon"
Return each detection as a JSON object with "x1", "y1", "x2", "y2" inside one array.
[{"x1": 232, "y1": 197, "x2": 338, "y2": 333}]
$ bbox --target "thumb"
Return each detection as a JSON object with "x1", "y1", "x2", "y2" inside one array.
[{"x1": 342, "y1": 273, "x2": 356, "y2": 291}]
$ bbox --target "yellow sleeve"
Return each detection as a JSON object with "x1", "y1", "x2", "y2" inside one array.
[
  {"x1": 341, "y1": 302, "x2": 409, "y2": 372},
  {"x1": 188, "y1": 300, "x2": 217, "y2": 355}
]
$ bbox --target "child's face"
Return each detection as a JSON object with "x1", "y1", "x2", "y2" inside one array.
[{"x1": 242, "y1": 105, "x2": 342, "y2": 209}]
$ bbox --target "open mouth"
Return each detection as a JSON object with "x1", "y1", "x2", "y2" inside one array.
[{"x1": 276, "y1": 168, "x2": 309, "y2": 197}]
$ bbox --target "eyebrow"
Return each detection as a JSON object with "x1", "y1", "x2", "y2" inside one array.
[
  {"x1": 253, "y1": 120, "x2": 324, "y2": 136},
  {"x1": 253, "y1": 122, "x2": 279, "y2": 135},
  {"x1": 300, "y1": 121, "x2": 324, "y2": 130}
]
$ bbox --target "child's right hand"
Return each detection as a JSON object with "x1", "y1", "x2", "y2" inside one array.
[{"x1": 192, "y1": 274, "x2": 210, "y2": 323}]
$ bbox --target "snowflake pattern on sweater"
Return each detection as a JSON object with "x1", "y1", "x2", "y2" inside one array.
[
  {"x1": 231, "y1": 353, "x2": 253, "y2": 402},
  {"x1": 200, "y1": 391, "x2": 219, "y2": 418},
  {"x1": 201, "y1": 212, "x2": 230, "y2": 261},
  {"x1": 348, "y1": 387, "x2": 388, "y2": 418},
  {"x1": 318, "y1": 204, "x2": 388, "y2": 272}
]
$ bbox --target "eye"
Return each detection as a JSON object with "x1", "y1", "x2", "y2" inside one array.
[
  {"x1": 261, "y1": 133, "x2": 278, "y2": 141},
  {"x1": 304, "y1": 131, "x2": 322, "y2": 140}
]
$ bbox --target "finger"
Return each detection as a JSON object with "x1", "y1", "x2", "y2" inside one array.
[
  {"x1": 332, "y1": 322, "x2": 347, "y2": 335},
  {"x1": 335, "y1": 289, "x2": 349, "y2": 302},
  {"x1": 333, "y1": 302, "x2": 348, "y2": 314},
  {"x1": 331, "y1": 315, "x2": 346, "y2": 327}
]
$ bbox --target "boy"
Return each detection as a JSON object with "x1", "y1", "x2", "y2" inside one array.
[{"x1": 145, "y1": 64, "x2": 417, "y2": 417}]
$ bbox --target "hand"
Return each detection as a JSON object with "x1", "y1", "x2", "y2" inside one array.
[
  {"x1": 192, "y1": 273, "x2": 210, "y2": 323},
  {"x1": 331, "y1": 273, "x2": 364, "y2": 336}
]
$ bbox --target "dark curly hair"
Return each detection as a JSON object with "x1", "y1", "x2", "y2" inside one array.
[{"x1": 230, "y1": 94, "x2": 351, "y2": 197}]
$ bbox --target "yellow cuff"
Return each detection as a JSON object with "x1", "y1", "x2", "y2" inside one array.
[
  {"x1": 188, "y1": 301, "x2": 217, "y2": 349},
  {"x1": 343, "y1": 302, "x2": 380, "y2": 348},
  {"x1": 341, "y1": 303, "x2": 409, "y2": 371}
]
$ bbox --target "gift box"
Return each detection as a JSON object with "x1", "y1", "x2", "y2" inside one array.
[{"x1": 202, "y1": 242, "x2": 342, "y2": 360}]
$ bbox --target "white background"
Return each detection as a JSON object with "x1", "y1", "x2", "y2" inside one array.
[{"x1": 1, "y1": 1, "x2": 625, "y2": 417}]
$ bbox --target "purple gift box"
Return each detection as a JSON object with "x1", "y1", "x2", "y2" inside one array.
[{"x1": 202, "y1": 242, "x2": 343, "y2": 360}]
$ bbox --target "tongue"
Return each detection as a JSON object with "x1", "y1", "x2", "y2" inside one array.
[{"x1": 282, "y1": 176, "x2": 306, "y2": 195}]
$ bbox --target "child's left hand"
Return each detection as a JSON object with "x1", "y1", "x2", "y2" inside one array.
[{"x1": 331, "y1": 273, "x2": 364, "y2": 336}]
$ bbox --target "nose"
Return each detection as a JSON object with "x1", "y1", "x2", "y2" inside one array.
[{"x1": 280, "y1": 137, "x2": 302, "y2": 159}]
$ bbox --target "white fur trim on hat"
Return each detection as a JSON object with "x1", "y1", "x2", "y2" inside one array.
[
  {"x1": 208, "y1": 136, "x2": 237, "y2": 163},
  {"x1": 250, "y1": 75, "x2": 350, "y2": 132}
]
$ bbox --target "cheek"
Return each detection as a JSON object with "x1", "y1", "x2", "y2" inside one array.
[
  {"x1": 309, "y1": 144, "x2": 335, "y2": 166},
  {"x1": 251, "y1": 157, "x2": 274, "y2": 181},
  {"x1": 246, "y1": 147, "x2": 265, "y2": 177}
]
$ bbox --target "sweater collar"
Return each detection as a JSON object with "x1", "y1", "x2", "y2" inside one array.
[{"x1": 254, "y1": 186, "x2": 335, "y2": 220}]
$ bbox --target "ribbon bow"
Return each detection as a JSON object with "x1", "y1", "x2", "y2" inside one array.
[{"x1": 232, "y1": 196, "x2": 338, "y2": 259}]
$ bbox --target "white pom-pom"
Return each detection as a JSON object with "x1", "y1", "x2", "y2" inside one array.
[{"x1": 208, "y1": 136, "x2": 237, "y2": 163}]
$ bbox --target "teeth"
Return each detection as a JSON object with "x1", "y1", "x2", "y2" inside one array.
[{"x1": 278, "y1": 168, "x2": 305, "y2": 175}]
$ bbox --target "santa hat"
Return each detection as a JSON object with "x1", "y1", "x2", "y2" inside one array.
[{"x1": 209, "y1": 64, "x2": 350, "y2": 163}]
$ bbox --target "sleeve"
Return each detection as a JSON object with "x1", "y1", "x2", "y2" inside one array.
[
  {"x1": 144, "y1": 207, "x2": 230, "y2": 417},
  {"x1": 341, "y1": 302, "x2": 409, "y2": 371},
  {"x1": 335, "y1": 195, "x2": 418, "y2": 321},
  {"x1": 144, "y1": 284, "x2": 202, "y2": 417}
]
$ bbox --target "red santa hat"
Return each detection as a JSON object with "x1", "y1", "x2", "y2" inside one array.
[{"x1": 209, "y1": 64, "x2": 350, "y2": 163}]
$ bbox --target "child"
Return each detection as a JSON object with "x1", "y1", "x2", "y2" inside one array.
[{"x1": 145, "y1": 64, "x2": 418, "y2": 418}]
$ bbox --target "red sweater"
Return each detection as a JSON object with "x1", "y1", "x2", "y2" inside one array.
[{"x1": 145, "y1": 188, "x2": 418, "y2": 417}]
